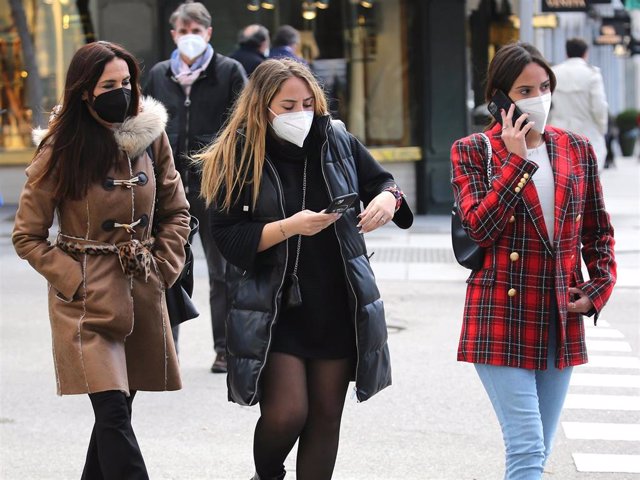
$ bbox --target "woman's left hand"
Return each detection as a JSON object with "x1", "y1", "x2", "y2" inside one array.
[
  {"x1": 357, "y1": 191, "x2": 396, "y2": 233},
  {"x1": 568, "y1": 287, "x2": 594, "y2": 314}
]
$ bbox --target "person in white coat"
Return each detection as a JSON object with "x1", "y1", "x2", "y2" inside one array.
[{"x1": 548, "y1": 38, "x2": 609, "y2": 171}]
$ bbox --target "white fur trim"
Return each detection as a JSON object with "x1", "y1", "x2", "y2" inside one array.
[
  {"x1": 114, "y1": 96, "x2": 168, "y2": 158},
  {"x1": 32, "y1": 127, "x2": 48, "y2": 146}
]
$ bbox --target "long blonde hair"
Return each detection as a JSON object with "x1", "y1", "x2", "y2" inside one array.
[{"x1": 197, "y1": 59, "x2": 329, "y2": 211}]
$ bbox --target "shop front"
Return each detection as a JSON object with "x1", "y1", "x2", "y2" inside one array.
[{"x1": 1, "y1": 0, "x2": 469, "y2": 213}]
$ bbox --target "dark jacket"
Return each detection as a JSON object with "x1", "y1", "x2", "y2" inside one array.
[
  {"x1": 143, "y1": 51, "x2": 247, "y2": 193},
  {"x1": 211, "y1": 116, "x2": 413, "y2": 406},
  {"x1": 268, "y1": 46, "x2": 307, "y2": 65},
  {"x1": 229, "y1": 46, "x2": 265, "y2": 76}
]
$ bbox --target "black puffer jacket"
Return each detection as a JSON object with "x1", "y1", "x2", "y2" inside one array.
[
  {"x1": 143, "y1": 52, "x2": 247, "y2": 193},
  {"x1": 211, "y1": 116, "x2": 413, "y2": 406}
]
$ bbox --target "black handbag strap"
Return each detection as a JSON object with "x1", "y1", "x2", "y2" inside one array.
[
  {"x1": 477, "y1": 133, "x2": 493, "y2": 188},
  {"x1": 453, "y1": 133, "x2": 492, "y2": 211},
  {"x1": 480, "y1": 133, "x2": 493, "y2": 188},
  {"x1": 145, "y1": 144, "x2": 160, "y2": 234}
]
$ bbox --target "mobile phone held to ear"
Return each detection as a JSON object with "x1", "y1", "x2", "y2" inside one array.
[
  {"x1": 325, "y1": 193, "x2": 358, "y2": 214},
  {"x1": 488, "y1": 90, "x2": 528, "y2": 129}
]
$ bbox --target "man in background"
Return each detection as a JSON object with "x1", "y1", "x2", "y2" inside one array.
[
  {"x1": 269, "y1": 25, "x2": 307, "y2": 65},
  {"x1": 144, "y1": 1, "x2": 247, "y2": 373},
  {"x1": 549, "y1": 37, "x2": 609, "y2": 171},
  {"x1": 230, "y1": 24, "x2": 270, "y2": 76}
]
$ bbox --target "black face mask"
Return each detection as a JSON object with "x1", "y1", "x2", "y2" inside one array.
[{"x1": 92, "y1": 88, "x2": 131, "y2": 123}]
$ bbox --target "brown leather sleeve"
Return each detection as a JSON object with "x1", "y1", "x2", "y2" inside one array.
[
  {"x1": 150, "y1": 131, "x2": 191, "y2": 287},
  {"x1": 12, "y1": 148, "x2": 83, "y2": 299}
]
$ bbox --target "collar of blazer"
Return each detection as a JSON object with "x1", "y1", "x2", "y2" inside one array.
[{"x1": 486, "y1": 123, "x2": 575, "y2": 254}]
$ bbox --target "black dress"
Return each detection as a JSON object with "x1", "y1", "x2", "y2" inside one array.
[{"x1": 266, "y1": 131, "x2": 356, "y2": 360}]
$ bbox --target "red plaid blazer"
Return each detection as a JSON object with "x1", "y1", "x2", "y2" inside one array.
[{"x1": 451, "y1": 123, "x2": 616, "y2": 370}]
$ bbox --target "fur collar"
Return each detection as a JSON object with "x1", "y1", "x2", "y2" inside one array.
[{"x1": 32, "y1": 96, "x2": 168, "y2": 158}]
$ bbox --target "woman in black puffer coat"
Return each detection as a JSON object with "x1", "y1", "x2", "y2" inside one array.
[{"x1": 197, "y1": 59, "x2": 412, "y2": 480}]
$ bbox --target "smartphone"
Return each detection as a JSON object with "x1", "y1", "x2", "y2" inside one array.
[
  {"x1": 487, "y1": 90, "x2": 528, "y2": 129},
  {"x1": 325, "y1": 193, "x2": 358, "y2": 214}
]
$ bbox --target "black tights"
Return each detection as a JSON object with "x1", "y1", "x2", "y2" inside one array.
[
  {"x1": 81, "y1": 390, "x2": 148, "y2": 480},
  {"x1": 253, "y1": 353, "x2": 353, "y2": 480}
]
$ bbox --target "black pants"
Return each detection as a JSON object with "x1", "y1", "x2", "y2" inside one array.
[
  {"x1": 172, "y1": 191, "x2": 228, "y2": 354},
  {"x1": 81, "y1": 390, "x2": 148, "y2": 480}
]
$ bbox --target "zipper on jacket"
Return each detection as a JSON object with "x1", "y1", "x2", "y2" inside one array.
[
  {"x1": 320, "y1": 121, "x2": 362, "y2": 401},
  {"x1": 249, "y1": 156, "x2": 289, "y2": 405},
  {"x1": 183, "y1": 96, "x2": 191, "y2": 193},
  {"x1": 171, "y1": 70, "x2": 208, "y2": 194}
]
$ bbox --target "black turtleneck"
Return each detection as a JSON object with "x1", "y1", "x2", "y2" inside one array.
[{"x1": 266, "y1": 128, "x2": 356, "y2": 360}]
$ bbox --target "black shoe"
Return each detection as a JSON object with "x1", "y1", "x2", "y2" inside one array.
[{"x1": 210, "y1": 353, "x2": 227, "y2": 373}]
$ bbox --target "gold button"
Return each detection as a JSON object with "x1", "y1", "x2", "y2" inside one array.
[
  {"x1": 510, "y1": 252, "x2": 520, "y2": 262},
  {"x1": 508, "y1": 288, "x2": 517, "y2": 297},
  {"x1": 523, "y1": 173, "x2": 530, "y2": 179},
  {"x1": 575, "y1": 214, "x2": 581, "y2": 222},
  {"x1": 509, "y1": 215, "x2": 515, "y2": 223},
  {"x1": 515, "y1": 187, "x2": 521, "y2": 193},
  {"x1": 518, "y1": 182, "x2": 525, "y2": 188},
  {"x1": 520, "y1": 177, "x2": 527, "y2": 183}
]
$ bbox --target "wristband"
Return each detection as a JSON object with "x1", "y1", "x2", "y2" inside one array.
[
  {"x1": 384, "y1": 185, "x2": 405, "y2": 212},
  {"x1": 278, "y1": 221, "x2": 287, "y2": 239}
]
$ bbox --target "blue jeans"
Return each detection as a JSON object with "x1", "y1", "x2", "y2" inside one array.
[{"x1": 475, "y1": 311, "x2": 573, "y2": 480}]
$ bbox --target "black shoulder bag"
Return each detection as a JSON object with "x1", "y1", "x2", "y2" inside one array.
[
  {"x1": 147, "y1": 145, "x2": 200, "y2": 326},
  {"x1": 451, "y1": 133, "x2": 492, "y2": 270}
]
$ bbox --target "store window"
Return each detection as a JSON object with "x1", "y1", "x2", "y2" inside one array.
[
  {"x1": 1, "y1": 0, "x2": 85, "y2": 160},
  {"x1": 307, "y1": 0, "x2": 414, "y2": 148}
]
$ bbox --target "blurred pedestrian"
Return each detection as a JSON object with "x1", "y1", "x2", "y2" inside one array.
[
  {"x1": 548, "y1": 37, "x2": 609, "y2": 171},
  {"x1": 230, "y1": 24, "x2": 270, "y2": 76},
  {"x1": 12, "y1": 41, "x2": 190, "y2": 479},
  {"x1": 197, "y1": 59, "x2": 412, "y2": 480},
  {"x1": 144, "y1": 0, "x2": 247, "y2": 373},
  {"x1": 269, "y1": 25, "x2": 307, "y2": 65},
  {"x1": 451, "y1": 42, "x2": 616, "y2": 479},
  {"x1": 605, "y1": 113, "x2": 617, "y2": 169}
]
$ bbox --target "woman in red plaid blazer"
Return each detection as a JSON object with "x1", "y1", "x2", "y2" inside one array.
[{"x1": 451, "y1": 43, "x2": 616, "y2": 479}]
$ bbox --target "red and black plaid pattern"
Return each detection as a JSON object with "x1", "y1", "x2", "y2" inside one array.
[{"x1": 451, "y1": 123, "x2": 616, "y2": 370}]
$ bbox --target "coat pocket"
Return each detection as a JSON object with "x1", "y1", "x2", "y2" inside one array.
[{"x1": 572, "y1": 268, "x2": 585, "y2": 287}]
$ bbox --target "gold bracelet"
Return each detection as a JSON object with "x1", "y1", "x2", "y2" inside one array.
[{"x1": 279, "y1": 221, "x2": 287, "y2": 239}]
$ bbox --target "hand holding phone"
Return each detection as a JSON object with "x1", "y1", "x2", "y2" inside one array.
[
  {"x1": 324, "y1": 193, "x2": 358, "y2": 214},
  {"x1": 487, "y1": 90, "x2": 528, "y2": 129},
  {"x1": 488, "y1": 90, "x2": 534, "y2": 158}
]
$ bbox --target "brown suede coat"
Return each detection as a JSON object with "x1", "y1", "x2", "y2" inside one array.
[{"x1": 12, "y1": 97, "x2": 190, "y2": 395}]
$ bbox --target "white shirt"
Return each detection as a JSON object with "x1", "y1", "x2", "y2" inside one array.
[{"x1": 527, "y1": 142, "x2": 555, "y2": 243}]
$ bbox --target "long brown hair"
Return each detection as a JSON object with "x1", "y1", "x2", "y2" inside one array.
[
  {"x1": 197, "y1": 58, "x2": 329, "y2": 211},
  {"x1": 484, "y1": 42, "x2": 556, "y2": 127},
  {"x1": 34, "y1": 41, "x2": 141, "y2": 200}
]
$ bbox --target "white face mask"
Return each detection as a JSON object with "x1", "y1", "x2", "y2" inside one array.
[
  {"x1": 269, "y1": 108, "x2": 314, "y2": 147},
  {"x1": 515, "y1": 93, "x2": 552, "y2": 134},
  {"x1": 177, "y1": 34, "x2": 207, "y2": 61}
]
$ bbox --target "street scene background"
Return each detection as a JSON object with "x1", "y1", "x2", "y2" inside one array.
[{"x1": 1, "y1": 156, "x2": 638, "y2": 479}]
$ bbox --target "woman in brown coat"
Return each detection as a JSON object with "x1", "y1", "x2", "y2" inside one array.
[{"x1": 12, "y1": 41, "x2": 190, "y2": 479}]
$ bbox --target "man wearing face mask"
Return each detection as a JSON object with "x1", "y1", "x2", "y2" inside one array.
[{"x1": 144, "y1": 1, "x2": 247, "y2": 373}]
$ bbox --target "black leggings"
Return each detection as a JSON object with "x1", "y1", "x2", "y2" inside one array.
[
  {"x1": 253, "y1": 353, "x2": 353, "y2": 480},
  {"x1": 81, "y1": 390, "x2": 148, "y2": 480}
]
